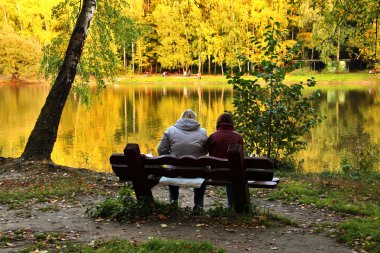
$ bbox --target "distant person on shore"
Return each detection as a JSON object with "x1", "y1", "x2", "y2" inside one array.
[
  {"x1": 206, "y1": 112, "x2": 243, "y2": 208},
  {"x1": 157, "y1": 109, "x2": 208, "y2": 209}
]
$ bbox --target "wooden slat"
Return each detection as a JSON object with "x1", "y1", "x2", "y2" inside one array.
[
  {"x1": 246, "y1": 168, "x2": 274, "y2": 181},
  {"x1": 145, "y1": 165, "x2": 231, "y2": 180},
  {"x1": 142, "y1": 154, "x2": 228, "y2": 168},
  {"x1": 110, "y1": 153, "x2": 126, "y2": 164},
  {"x1": 247, "y1": 181, "x2": 278, "y2": 188},
  {"x1": 146, "y1": 176, "x2": 278, "y2": 189},
  {"x1": 244, "y1": 157, "x2": 274, "y2": 170}
]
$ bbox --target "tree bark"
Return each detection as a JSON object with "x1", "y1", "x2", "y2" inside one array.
[{"x1": 21, "y1": 0, "x2": 97, "y2": 161}]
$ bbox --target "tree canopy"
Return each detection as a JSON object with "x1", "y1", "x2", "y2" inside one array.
[{"x1": 1, "y1": 0, "x2": 380, "y2": 79}]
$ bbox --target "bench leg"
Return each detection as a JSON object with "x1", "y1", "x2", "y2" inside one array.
[
  {"x1": 228, "y1": 144, "x2": 251, "y2": 213},
  {"x1": 124, "y1": 144, "x2": 154, "y2": 203}
]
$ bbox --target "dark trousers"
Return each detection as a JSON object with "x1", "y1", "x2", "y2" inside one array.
[{"x1": 169, "y1": 184, "x2": 206, "y2": 207}]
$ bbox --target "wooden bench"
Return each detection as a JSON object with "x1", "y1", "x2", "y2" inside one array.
[{"x1": 110, "y1": 143, "x2": 279, "y2": 213}]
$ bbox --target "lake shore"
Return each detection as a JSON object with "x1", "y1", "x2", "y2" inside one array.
[{"x1": 2, "y1": 72, "x2": 380, "y2": 87}]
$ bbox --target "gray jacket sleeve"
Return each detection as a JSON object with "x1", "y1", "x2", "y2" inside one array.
[{"x1": 157, "y1": 132, "x2": 170, "y2": 155}]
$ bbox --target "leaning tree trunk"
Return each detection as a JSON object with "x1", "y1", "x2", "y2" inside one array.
[{"x1": 21, "y1": 0, "x2": 96, "y2": 161}]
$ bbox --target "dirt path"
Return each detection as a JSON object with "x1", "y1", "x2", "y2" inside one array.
[{"x1": 0, "y1": 161, "x2": 357, "y2": 252}]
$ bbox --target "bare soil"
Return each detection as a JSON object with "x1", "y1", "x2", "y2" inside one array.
[{"x1": 0, "y1": 158, "x2": 360, "y2": 253}]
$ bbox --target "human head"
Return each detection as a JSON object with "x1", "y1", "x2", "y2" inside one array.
[
  {"x1": 181, "y1": 109, "x2": 197, "y2": 119},
  {"x1": 216, "y1": 112, "x2": 234, "y2": 128}
]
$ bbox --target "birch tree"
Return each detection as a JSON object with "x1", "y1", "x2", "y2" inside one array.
[{"x1": 21, "y1": 0, "x2": 96, "y2": 161}]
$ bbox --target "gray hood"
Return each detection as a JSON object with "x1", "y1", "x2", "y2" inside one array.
[{"x1": 174, "y1": 118, "x2": 200, "y2": 131}]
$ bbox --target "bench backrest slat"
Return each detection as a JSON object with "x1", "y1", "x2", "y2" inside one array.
[
  {"x1": 142, "y1": 154, "x2": 228, "y2": 168},
  {"x1": 244, "y1": 157, "x2": 273, "y2": 170}
]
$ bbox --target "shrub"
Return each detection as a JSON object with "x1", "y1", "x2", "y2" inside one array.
[{"x1": 228, "y1": 19, "x2": 324, "y2": 164}]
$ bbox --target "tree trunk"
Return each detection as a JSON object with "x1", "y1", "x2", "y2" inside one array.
[
  {"x1": 21, "y1": 0, "x2": 96, "y2": 161},
  {"x1": 198, "y1": 54, "x2": 202, "y2": 75},
  {"x1": 375, "y1": 10, "x2": 379, "y2": 61},
  {"x1": 337, "y1": 26, "x2": 340, "y2": 62},
  {"x1": 132, "y1": 41, "x2": 135, "y2": 74},
  {"x1": 17, "y1": 1, "x2": 22, "y2": 31},
  {"x1": 123, "y1": 41, "x2": 126, "y2": 69},
  {"x1": 208, "y1": 56, "x2": 211, "y2": 75}
]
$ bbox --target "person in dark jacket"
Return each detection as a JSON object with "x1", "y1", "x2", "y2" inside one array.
[
  {"x1": 157, "y1": 109, "x2": 207, "y2": 209},
  {"x1": 207, "y1": 112, "x2": 243, "y2": 208}
]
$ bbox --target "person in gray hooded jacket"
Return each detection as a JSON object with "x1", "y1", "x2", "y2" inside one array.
[{"x1": 157, "y1": 109, "x2": 207, "y2": 209}]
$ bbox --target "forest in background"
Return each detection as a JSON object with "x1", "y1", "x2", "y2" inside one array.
[{"x1": 1, "y1": 0, "x2": 380, "y2": 79}]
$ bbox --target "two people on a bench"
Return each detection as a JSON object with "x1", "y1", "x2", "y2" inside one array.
[{"x1": 157, "y1": 109, "x2": 243, "y2": 209}]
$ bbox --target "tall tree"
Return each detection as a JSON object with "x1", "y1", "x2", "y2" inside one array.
[{"x1": 21, "y1": 0, "x2": 96, "y2": 161}]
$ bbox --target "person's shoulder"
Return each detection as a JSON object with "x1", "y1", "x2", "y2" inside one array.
[
  {"x1": 165, "y1": 125, "x2": 176, "y2": 133},
  {"x1": 207, "y1": 130, "x2": 218, "y2": 138},
  {"x1": 232, "y1": 130, "x2": 243, "y2": 138}
]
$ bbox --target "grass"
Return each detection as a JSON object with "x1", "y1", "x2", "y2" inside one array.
[
  {"x1": 269, "y1": 171, "x2": 380, "y2": 252},
  {"x1": 21, "y1": 238, "x2": 226, "y2": 253},
  {"x1": 0, "y1": 164, "x2": 104, "y2": 209},
  {"x1": 115, "y1": 72, "x2": 380, "y2": 86}
]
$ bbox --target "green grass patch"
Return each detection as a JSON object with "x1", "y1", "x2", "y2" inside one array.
[
  {"x1": 270, "y1": 171, "x2": 380, "y2": 252},
  {"x1": 68, "y1": 238, "x2": 225, "y2": 253},
  {"x1": 116, "y1": 73, "x2": 380, "y2": 86},
  {"x1": 88, "y1": 186, "x2": 185, "y2": 223},
  {"x1": 0, "y1": 169, "x2": 102, "y2": 209},
  {"x1": 285, "y1": 72, "x2": 380, "y2": 84},
  {"x1": 0, "y1": 235, "x2": 12, "y2": 246},
  {"x1": 339, "y1": 217, "x2": 380, "y2": 252},
  {"x1": 22, "y1": 238, "x2": 226, "y2": 253},
  {"x1": 0, "y1": 229, "x2": 30, "y2": 247}
]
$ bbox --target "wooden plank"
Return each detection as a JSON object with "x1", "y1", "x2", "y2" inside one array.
[
  {"x1": 244, "y1": 157, "x2": 274, "y2": 170},
  {"x1": 145, "y1": 165, "x2": 231, "y2": 180},
  {"x1": 146, "y1": 176, "x2": 278, "y2": 189},
  {"x1": 246, "y1": 168, "x2": 274, "y2": 181},
  {"x1": 247, "y1": 181, "x2": 278, "y2": 188},
  {"x1": 143, "y1": 154, "x2": 228, "y2": 168}
]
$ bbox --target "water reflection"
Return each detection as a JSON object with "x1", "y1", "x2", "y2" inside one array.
[
  {"x1": 0, "y1": 83, "x2": 379, "y2": 172},
  {"x1": 297, "y1": 87, "x2": 380, "y2": 172}
]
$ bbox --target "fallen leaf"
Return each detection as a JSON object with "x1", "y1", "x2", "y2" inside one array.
[
  {"x1": 158, "y1": 214, "x2": 167, "y2": 221},
  {"x1": 160, "y1": 224, "x2": 168, "y2": 228}
]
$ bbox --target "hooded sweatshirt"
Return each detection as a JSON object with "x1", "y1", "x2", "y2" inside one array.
[
  {"x1": 157, "y1": 118, "x2": 207, "y2": 157},
  {"x1": 206, "y1": 123, "x2": 243, "y2": 158}
]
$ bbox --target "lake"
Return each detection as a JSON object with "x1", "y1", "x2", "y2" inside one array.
[{"x1": 1, "y1": 82, "x2": 379, "y2": 172}]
